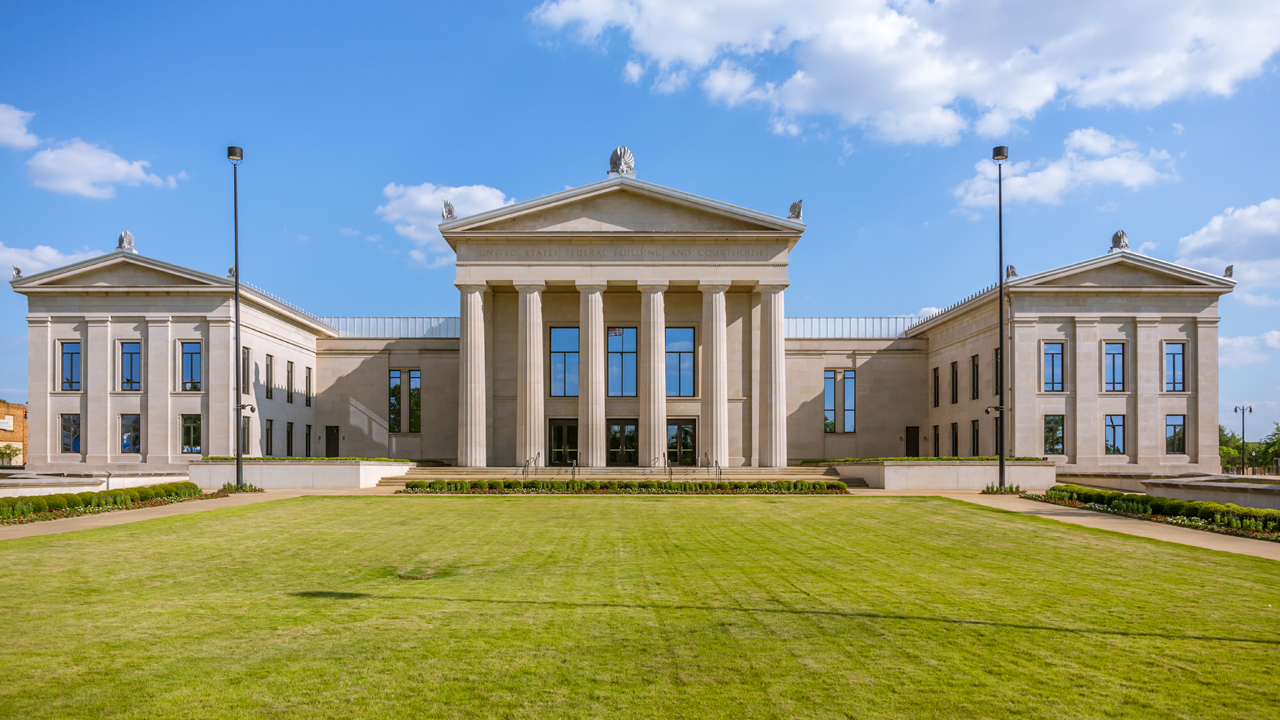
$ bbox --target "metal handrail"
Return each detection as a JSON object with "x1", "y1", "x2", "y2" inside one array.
[
  {"x1": 571, "y1": 458, "x2": 578, "y2": 482},
  {"x1": 715, "y1": 459, "x2": 721, "y2": 484}
]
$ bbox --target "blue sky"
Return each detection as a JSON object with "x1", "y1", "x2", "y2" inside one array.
[{"x1": 2, "y1": 1, "x2": 1279, "y2": 440}]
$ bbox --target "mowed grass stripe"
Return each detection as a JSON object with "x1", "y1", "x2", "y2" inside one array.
[{"x1": 0, "y1": 496, "x2": 1277, "y2": 719}]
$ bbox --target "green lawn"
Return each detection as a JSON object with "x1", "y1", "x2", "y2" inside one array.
[{"x1": 1, "y1": 496, "x2": 1277, "y2": 719}]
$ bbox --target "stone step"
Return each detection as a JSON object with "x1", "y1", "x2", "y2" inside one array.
[{"x1": 404, "y1": 465, "x2": 832, "y2": 477}]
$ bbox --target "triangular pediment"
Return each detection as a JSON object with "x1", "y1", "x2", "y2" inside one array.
[
  {"x1": 13, "y1": 251, "x2": 229, "y2": 289},
  {"x1": 441, "y1": 176, "x2": 803, "y2": 241},
  {"x1": 1013, "y1": 252, "x2": 1235, "y2": 289}
]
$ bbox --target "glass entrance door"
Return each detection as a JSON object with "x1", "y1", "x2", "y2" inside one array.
[
  {"x1": 667, "y1": 419, "x2": 696, "y2": 466},
  {"x1": 607, "y1": 420, "x2": 638, "y2": 466},
  {"x1": 548, "y1": 419, "x2": 578, "y2": 466}
]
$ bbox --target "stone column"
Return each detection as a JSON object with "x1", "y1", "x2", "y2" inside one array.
[
  {"x1": 1195, "y1": 317, "x2": 1220, "y2": 470},
  {"x1": 577, "y1": 282, "x2": 607, "y2": 467},
  {"x1": 85, "y1": 317, "x2": 111, "y2": 466},
  {"x1": 145, "y1": 317, "x2": 172, "y2": 465},
  {"x1": 758, "y1": 283, "x2": 788, "y2": 467},
  {"x1": 700, "y1": 283, "x2": 730, "y2": 467},
  {"x1": 1135, "y1": 318, "x2": 1161, "y2": 466},
  {"x1": 1073, "y1": 317, "x2": 1100, "y2": 467},
  {"x1": 515, "y1": 281, "x2": 546, "y2": 467},
  {"x1": 638, "y1": 282, "x2": 668, "y2": 467},
  {"x1": 26, "y1": 317, "x2": 51, "y2": 467},
  {"x1": 456, "y1": 283, "x2": 487, "y2": 467}
]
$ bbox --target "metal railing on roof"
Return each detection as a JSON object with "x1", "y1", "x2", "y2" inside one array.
[
  {"x1": 905, "y1": 283, "x2": 998, "y2": 331},
  {"x1": 785, "y1": 317, "x2": 916, "y2": 339},
  {"x1": 320, "y1": 317, "x2": 461, "y2": 338},
  {"x1": 240, "y1": 283, "x2": 332, "y2": 328}
]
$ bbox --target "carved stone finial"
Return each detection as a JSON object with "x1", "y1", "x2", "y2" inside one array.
[
  {"x1": 609, "y1": 146, "x2": 635, "y2": 175},
  {"x1": 441, "y1": 199, "x2": 456, "y2": 221},
  {"x1": 11, "y1": 266, "x2": 20, "y2": 280},
  {"x1": 1110, "y1": 230, "x2": 1128, "y2": 252},
  {"x1": 1224, "y1": 265, "x2": 1234, "y2": 278},
  {"x1": 227, "y1": 266, "x2": 237, "y2": 280},
  {"x1": 1006, "y1": 264, "x2": 1018, "y2": 279},
  {"x1": 788, "y1": 200, "x2": 803, "y2": 220},
  {"x1": 117, "y1": 230, "x2": 137, "y2": 254}
]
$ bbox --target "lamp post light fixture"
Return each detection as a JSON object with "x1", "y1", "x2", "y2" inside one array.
[
  {"x1": 1234, "y1": 404, "x2": 1252, "y2": 476},
  {"x1": 992, "y1": 145, "x2": 1009, "y2": 488},
  {"x1": 228, "y1": 146, "x2": 245, "y2": 489}
]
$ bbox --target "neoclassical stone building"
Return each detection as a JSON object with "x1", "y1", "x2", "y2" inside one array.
[{"x1": 10, "y1": 156, "x2": 1234, "y2": 476}]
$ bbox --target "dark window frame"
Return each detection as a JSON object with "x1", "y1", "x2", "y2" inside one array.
[
  {"x1": 265, "y1": 355, "x2": 274, "y2": 400},
  {"x1": 181, "y1": 414, "x2": 202, "y2": 454},
  {"x1": 61, "y1": 341, "x2": 81, "y2": 392},
  {"x1": 1165, "y1": 343, "x2": 1185, "y2": 392},
  {"x1": 932, "y1": 367, "x2": 939, "y2": 408},
  {"x1": 550, "y1": 327, "x2": 581, "y2": 398},
  {"x1": 305, "y1": 366, "x2": 312, "y2": 407},
  {"x1": 665, "y1": 327, "x2": 696, "y2": 398},
  {"x1": 181, "y1": 342, "x2": 202, "y2": 391},
  {"x1": 823, "y1": 371, "x2": 836, "y2": 433},
  {"x1": 993, "y1": 348, "x2": 1002, "y2": 397},
  {"x1": 60, "y1": 413, "x2": 81, "y2": 453},
  {"x1": 949, "y1": 361, "x2": 958, "y2": 404},
  {"x1": 932, "y1": 425, "x2": 939, "y2": 457},
  {"x1": 121, "y1": 341, "x2": 141, "y2": 392},
  {"x1": 286, "y1": 361, "x2": 294, "y2": 403},
  {"x1": 607, "y1": 327, "x2": 638, "y2": 397},
  {"x1": 389, "y1": 370, "x2": 402, "y2": 434},
  {"x1": 1044, "y1": 415, "x2": 1065, "y2": 454},
  {"x1": 1043, "y1": 342, "x2": 1065, "y2": 392},
  {"x1": 120, "y1": 414, "x2": 141, "y2": 454},
  {"x1": 1104, "y1": 343, "x2": 1126, "y2": 392},
  {"x1": 1166, "y1": 414, "x2": 1186, "y2": 454},
  {"x1": 241, "y1": 347, "x2": 250, "y2": 396},
  {"x1": 409, "y1": 369, "x2": 421, "y2": 433},
  {"x1": 305, "y1": 424, "x2": 312, "y2": 457},
  {"x1": 971, "y1": 419, "x2": 980, "y2": 456},
  {"x1": 265, "y1": 418, "x2": 274, "y2": 456},
  {"x1": 970, "y1": 355, "x2": 980, "y2": 400},
  {"x1": 950, "y1": 422, "x2": 959, "y2": 457},
  {"x1": 843, "y1": 370, "x2": 855, "y2": 433},
  {"x1": 286, "y1": 421, "x2": 294, "y2": 457},
  {"x1": 1105, "y1": 414, "x2": 1126, "y2": 454}
]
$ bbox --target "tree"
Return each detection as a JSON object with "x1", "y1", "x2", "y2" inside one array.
[{"x1": 0, "y1": 444, "x2": 21, "y2": 465}]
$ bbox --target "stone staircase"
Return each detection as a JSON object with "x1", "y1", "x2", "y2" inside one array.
[{"x1": 378, "y1": 464, "x2": 852, "y2": 488}]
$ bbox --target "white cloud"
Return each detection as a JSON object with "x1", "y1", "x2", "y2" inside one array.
[
  {"x1": 1177, "y1": 198, "x2": 1280, "y2": 304},
  {"x1": 532, "y1": 0, "x2": 1280, "y2": 144},
  {"x1": 1136, "y1": 241, "x2": 1159, "y2": 255},
  {"x1": 912, "y1": 306, "x2": 942, "y2": 318},
  {"x1": 375, "y1": 182, "x2": 515, "y2": 267},
  {"x1": 1220, "y1": 331, "x2": 1280, "y2": 368},
  {"x1": 623, "y1": 60, "x2": 645, "y2": 83},
  {"x1": 953, "y1": 128, "x2": 1173, "y2": 208},
  {"x1": 1172, "y1": 122, "x2": 1185, "y2": 135},
  {"x1": 0, "y1": 104, "x2": 38, "y2": 150},
  {"x1": 26, "y1": 139, "x2": 183, "y2": 199},
  {"x1": 337, "y1": 227, "x2": 361, "y2": 237},
  {"x1": 2, "y1": 242, "x2": 102, "y2": 276}
]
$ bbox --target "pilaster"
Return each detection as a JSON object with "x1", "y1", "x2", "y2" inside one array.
[
  {"x1": 638, "y1": 282, "x2": 668, "y2": 467},
  {"x1": 1135, "y1": 318, "x2": 1161, "y2": 465},
  {"x1": 758, "y1": 283, "x2": 787, "y2": 467},
  {"x1": 85, "y1": 317, "x2": 111, "y2": 465},
  {"x1": 700, "y1": 283, "x2": 730, "y2": 467},
  {"x1": 577, "y1": 282, "x2": 607, "y2": 467},
  {"x1": 1073, "y1": 317, "x2": 1100, "y2": 466},
  {"x1": 1195, "y1": 317, "x2": 1220, "y2": 470},
  {"x1": 145, "y1": 317, "x2": 172, "y2": 464},
  {"x1": 26, "y1": 317, "x2": 51, "y2": 466},
  {"x1": 457, "y1": 283, "x2": 487, "y2": 467},
  {"x1": 515, "y1": 282, "x2": 546, "y2": 467}
]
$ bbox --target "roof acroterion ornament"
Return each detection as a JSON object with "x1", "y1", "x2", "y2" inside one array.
[
  {"x1": 788, "y1": 200, "x2": 803, "y2": 220},
  {"x1": 11, "y1": 266, "x2": 20, "y2": 280},
  {"x1": 442, "y1": 200, "x2": 456, "y2": 221},
  {"x1": 1006, "y1": 264, "x2": 1018, "y2": 279},
  {"x1": 1109, "y1": 230, "x2": 1128, "y2": 253},
  {"x1": 117, "y1": 230, "x2": 137, "y2": 254},
  {"x1": 1225, "y1": 265, "x2": 1234, "y2": 278},
  {"x1": 608, "y1": 146, "x2": 635, "y2": 176}
]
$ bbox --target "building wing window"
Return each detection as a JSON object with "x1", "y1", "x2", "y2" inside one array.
[
  {"x1": 121, "y1": 414, "x2": 141, "y2": 454},
  {"x1": 1044, "y1": 415, "x2": 1064, "y2": 454},
  {"x1": 305, "y1": 424, "x2": 312, "y2": 457},
  {"x1": 949, "y1": 361, "x2": 958, "y2": 404},
  {"x1": 993, "y1": 348, "x2": 1002, "y2": 396},
  {"x1": 1165, "y1": 343, "x2": 1185, "y2": 392},
  {"x1": 286, "y1": 361, "x2": 294, "y2": 403},
  {"x1": 1043, "y1": 342, "x2": 1064, "y2": 392},
  {"x1": 950, "y1": 422, "x2": 958, "y2": 457},
  {"x1": 970, "y1": 419, "x2": 979, "y2": 456},
  {"x1": 182, "y1": 342, "x2": 202, "y2": 391},
  {"x1": 823, "y1": 371, "x2": 836, "y2": 433},
  {"x1": 286, "y1": 421, "x2": 294, "y2": 457},
  {"x1": 181, "y1": 414, "x2": 201, "y2": 454},
  {"x1": 265, "y1": 418, "x2": 274, "y2": 456},
  {"x1": 265, "y1": 355, "x2": 274, "y2": 399},
  {"x1": 61, "y1": 342, "x2": 81, "y2": 391},
  {"x1": 241, "y1": 347, "x2": 250, "y2": 395},
  {"x1": 932, "y1": 367, "x2": 939, "y2": 408},
  {"x1": 665, "y1": 328, "x2": 695, "y2": 397},
  {"x1": 1104, "y1": 344, "x2": 1125, "y2": 392},
  {"x1": 843, "y1": 370, "x2": 855, "y2": 433},
  {"x1": 241, "y1": 417, "x2": 250, "y2": 455},
  {"x1": 551, "y1": 328, "x2": 581, "y2": 397},
  {"x1": 409, "y1": 370, "x2": 421, "y2": 433},
  {"x1": 60, "y1": 414, "x2": 81, "y2": 453},
  {"x1": 1105, "y1": 415, "x2": 1126, "y2": 454},
  {"x1": 305, "y1": 366, "x2": 312, "y2": 407},
  {"x1": 389, "y1": 370, "x2": 402, "y2": 433},
  {"x1": 120, "y1": 342, "x2": 141, "y2": 391},
  {"x1": 970, "y1": 355, "x2": 979, "y2": 400},
  {"x1": 1166, "y1": 415, "x2": 1186, "y2": 454},
  {"x1": 932, "y1": 425, "x2": 939, "y2": 457},
  {"x1": 607, "y1": 327, "x2": 637, "y2": 397}
]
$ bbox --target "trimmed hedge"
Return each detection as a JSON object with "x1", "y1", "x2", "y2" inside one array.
[
  {"x1": 399, "y1": 479, "x2": 848, "y2": 494},
  {"x1": 1048, "y1": 483, "x2": 1280, "y2": 530},
  {"x1": 801, "y1": 456, "x2": 1046, "y2": 464},
  {"x1": 0, "y1": 481, "x2": 204, "y2": 521},
  {"x1": 201, "y1": 457, "x2": 413, "y2": 463}
]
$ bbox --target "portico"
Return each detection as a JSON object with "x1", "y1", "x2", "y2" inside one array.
[{"x1": 440, "y1": 170, "x2": 801, "y2": 468}]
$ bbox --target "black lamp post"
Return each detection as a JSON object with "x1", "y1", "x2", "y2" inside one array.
[
  {"x1": 1234, "y1": 404, "x2": 1252, "y2": 475},
  {"x1": 993, "y1": 145, "x2": 1009, "y2": 487},
  {"x1": 228, "y1": 146, "x2": 245, "y2": 489}
]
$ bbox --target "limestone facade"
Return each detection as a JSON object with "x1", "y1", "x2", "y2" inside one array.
[{"x1": 10, "y1": 174, "x2": 1233, "y2": 476}]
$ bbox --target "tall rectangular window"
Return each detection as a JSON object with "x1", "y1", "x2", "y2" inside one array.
[
  {"x1": 950, "y1": 361, "x2": 958, "y2": 404},
  {"x1": 950, "y1": 422, "x2": 959, "y2": 457},
  {"x1": 970, "y1": 355, "x2": 980, "y2": 400},
  {"x1": 843, "y1": 370, "x2": 856, "y2": 432},
  {"x1": 551, "y1": 328, "x2": 580, "y2": 397},
  {"x1": 932, "y1": 425, "x2": 939, "y2": 457},
  {"x1": 1104, "y1": 343, "x2": 1125, "y2": 392},
  {"x1": 286, "y1": 421, "x2": 294, "y2": 457},
  {"x1": 265, "y1": 418, "x2": 274, "y2": 456},
  {"x1": 265, "y1": 355, "x2": 274, "y2": 399},
  {"x1": 121, "y1": 414, "x2": 141, "y2": 454},
  {"x1": 61, "y1": 341, "x2": 81, "y2": 391},
  {"x1": 932, "y1": 367, "x2": 939, "y2": 408},
  {"x1": 305, "y1": 366, "x2": 312, "y2": 407},
  {"x1": 607, "y1": 327, "x2": 637, "y2": 397},
  {"x1": 823, "y1": 371, "x2": 836, "y2": 433},
  {"x1": 241, "y1": 417, "x2": 250, "y2": 454},
  {"x1": 666, "y1": 328, "x2": 695, "y2": 397},
  {"x1": 1044, "y1": 415, "x2": 1064, "y2": 454},
  {"x1": 241, "y1": 347, "x2": 250, "y2": 395},
  {"x1": 286, "y1": 361, "x2": 294, "y2": 403},
  {"x1": 1165, "y1": 343, "x2": 1185, "y2": 392},
  {"x1": 305, "y1": 424, "x2": 312, "y2": 457},
  {"x1": 995, "y1": 416, "x2": 1003, "y2": 458},
  {"x1": 121, "y1": 342, "x2": 141, "y2": 391},
  {"x1": 1105, "y1": 415, "x2": 1126, "y2": 454},
  {"x1": 971, "y1": 419, "x2": 980, "y2": 456},
  {"x1": 1043, "y1": 342, "x2": 1064, "y2": 392},
  {"x1": 389, "y1": 370, "x2": 402, "y2": 433},
  {"x1": 1166, "y1": 415, "x2": 1186, "y2": 454},
  {"x1": 61, "y1": 414, "x2": 81, "y2": 453},
  {"x1": 182, "y1": 342, "x2": 202, "y2": 391},
  {"x1": 993, "y1": 348, "x2": 1002, "y2": 396},
  {"x1": 181, "y1": 414, "x2": 201, "y2": 454},
  {"x1": 409, "y1": 370, "x2": 421, "y2": 433}
]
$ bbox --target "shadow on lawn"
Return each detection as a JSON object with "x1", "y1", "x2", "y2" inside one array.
[{"x1": 288, "y1": 591, "x2": 1278, "y2": 645}]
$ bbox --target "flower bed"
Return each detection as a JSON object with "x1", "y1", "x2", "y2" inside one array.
[
  {"x1": 1021, "y1": 483, "x2": 1280, "y2": 543},
  {"x1": 801, "y1": 456, "x2": 1044, "y2": 464},
  {"x1": 396, "y1": 479, "x2": 848, "y2": 494},
  {"x1": 0, "y1": 482, "x2": 222, "y2": 525}
]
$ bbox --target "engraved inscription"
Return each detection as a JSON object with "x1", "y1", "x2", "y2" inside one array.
[{"x1": 463, "y1": 243, "x2": 777, "y2": 263}]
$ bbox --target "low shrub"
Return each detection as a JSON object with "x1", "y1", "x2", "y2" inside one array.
[{"x1": 505, "y1": 479, "x2": 523, "y2": 490}]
